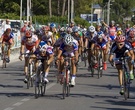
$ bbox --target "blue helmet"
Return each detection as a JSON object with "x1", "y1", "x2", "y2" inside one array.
[
  {"x1": 72, "y1": 26, "x2": 79, "y2": 32},
  {"x1": 50, "y1": 23, "x2": 56, "y2": 28},
  {"x1": 39, "y1": 41, "x2": 47, "y2": 47}
]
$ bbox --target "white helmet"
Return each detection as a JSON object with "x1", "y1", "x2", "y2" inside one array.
[
  {"x1": 88, "y1": 26, "x2": 95, "y2": 32},
  {"x1": 64, "y1": 34, "x2": 73, "y2": 46}
]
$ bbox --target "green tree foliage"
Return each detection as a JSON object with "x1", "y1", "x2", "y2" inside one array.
[{"x1": 0, "y1": 0, "x2": 135, "y2": 25}]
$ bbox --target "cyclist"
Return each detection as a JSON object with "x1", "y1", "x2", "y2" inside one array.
[
  {"x1": 19, "y1": 30, "x2": 39, "y2": 83},
  {"x1": 72, "y1": 26, "x2": 83, "y2": 61},
  {"x1": 108, "y1": 35, "x2": 134, "y2": 95},
  {"x1": 35, "y1": 41, "x2": 54, "y2": 83},
  {"x1": 91, "y1": 31, "x2": 109, "y2": 70},
  {"x1": 0, "y1": 28, "x2": 14, "y2": 63},
  {"x1": 102, "y1": 20, "x2": 117, "y2": 44},
  {"x1": 40, "y1": 26, "x2": 55, "y2": 46},
  {"x1": 56, "y1": 34, "x2": 78, "y2": 86},
  {"x1": 84, "y1": 25, "x2": 97, "y2": 70}
]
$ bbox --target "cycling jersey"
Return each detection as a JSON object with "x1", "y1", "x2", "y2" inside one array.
[
  {"x1": 110, "y1": 42, "x2": 132, "y2": 58},
  {"x1": 92, "y1": 34, "x2": 108, "y2": 49},
  {"x1": 2, "y1": 32, "x2": 14, "y2": 43},
  {"x1": 73, "y1": 31, "x2": 83, "y2": 41},
  {"x1": 108, "y1": 26, "x2": 117, "y2": 40},
  {"x1": 60, "y1": 42, "x2": 78, "y2": 57},
  {"x1": 42, "y1": 31, "x2": 53, "y2": 44},
  {"x1": 21, "y1": 35, "x2": 38, "y2": 51}
]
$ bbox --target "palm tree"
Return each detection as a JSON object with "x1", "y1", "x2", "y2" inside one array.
[
  {"x1": 62, "y1": 0, "x2": 66, "y2": 16},
  {"x1": 49, "y1": 0, "x2": 52, "y2": 17}
]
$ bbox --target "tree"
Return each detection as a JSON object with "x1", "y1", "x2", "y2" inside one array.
[
  {"x1": 62, "y1": 0, "x2": 66, "y2": 16},
  {"x1": 49, "y1": 0, "x2": 52, "y2": 17}
]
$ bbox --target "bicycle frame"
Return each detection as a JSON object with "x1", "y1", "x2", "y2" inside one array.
[
  {"x1": 113, "y1": 57, "x2": 130, "y2": 100},
  {"x1": 62, "y1": 57, "x2": 73, "y2": 99},
  {"x1": 35, "y1": 57, "x2": 47, "y2": 98},
  {"x1": 2, "y1": 43, "x2": 9, "y2": 68}
]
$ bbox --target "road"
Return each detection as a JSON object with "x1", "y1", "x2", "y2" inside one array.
[{"x1": 0, "y1": 59, "x2": 135, "y2": 110}]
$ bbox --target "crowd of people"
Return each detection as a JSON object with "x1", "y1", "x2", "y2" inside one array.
[{"x1": 0, "y1": 19, "x2": 135, "y2": 95}]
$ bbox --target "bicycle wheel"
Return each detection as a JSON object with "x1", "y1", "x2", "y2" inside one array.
[
  {"x1": 97, "y1": 52, "x2": 103, "y2": 79},
  {"x1": 41, "y1": 81, "x2": 47, "y2": 96},
  {"x1": 123, "y1": 71, "x2": 128, "y2": 100},
  {"x1": 2, "y1": 58, "x2": 6, "y2": 68},
  {"x1": 62, "y1": 78, "x2": 66, "y2": 99},
  {"x1": 35, "y1": 84, "x2": 40, "y2": 99},
  {"x1": 66, "y1": 70, "x2": 70, "y2": 97},
  {"x1": 27, "y1": 75, "x2": 30, "y2": 89}
]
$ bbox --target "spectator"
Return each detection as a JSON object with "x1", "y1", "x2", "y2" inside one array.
[{"x1": 4, "y1": 19, "x2": 11, "y2": 31}]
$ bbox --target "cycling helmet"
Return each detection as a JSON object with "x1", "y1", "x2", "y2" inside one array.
[
  {"x1": 88, "y1": 26, "x2": 95, "y2": 32},
  {"x1": 115, "y1": 35, "x2": 125, "y2": 42},
  {"x1": 6, "y1": 28, "x2": 11, "y2": 33},
  {"x1": 96, "y1": 22, "x2": 102, "y2": 27},
  {"x1": 64, "y1": 34, "x2": 73, "y2": 45},
  {"x1": 67, "y1": 27, "x2": 73, "y2": 33},
  {"x1": 72, "y1": 26, "x2": 79, "y2": 32},
  {"x1": 60, "y1": 27, "x2": 65, "y2": 32},
  {"x1": 97, "y1": 31, "x2": 104, "y2": 38},
  {"x1": 117, "y1": 30, "x2": 122, "y2": 36},
  {"x1": 39, "y1": 41, "x2": 47, "y2": 52},
  {"x1": 44, "y1": 26, "x2": 50, "y2": 31},
  {"x1": 50, "y1": 23, "x2": 56, "y2": 28},
  {"x1": 129, "y1": 28, "x2": 135, "y2": 38},
  {"x1": 25, "y1": 30, "x2": 32, "y2": 37},
  {"x1": 60, "y1": 32, "x2": 67, "y2": 38},
  {"x1": 111, "y1": 20, "x2": 115, "y2": 25}
]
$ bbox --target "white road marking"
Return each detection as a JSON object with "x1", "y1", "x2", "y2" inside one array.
[
  {"x1": 4, "y1": 107, "x2": 14, "y2": 110},
  {"x1": 13, "y1": 102, "x2": 23, "y2": 106},
  {"x1": 46, "y1": 82, "x2": 57, "y2": 90},
  {"x1": 21, "y1": 98, "x2": 30, "y2": 102}
]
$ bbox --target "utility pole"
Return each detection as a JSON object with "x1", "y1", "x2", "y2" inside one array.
[
  {"x1": 68, "y1": 0, "x2": 70, "y2": 24},
  {"x1": 20, "y1": 0, "x2": 22, "y2": 21},
  {"x1": 29, "y1": 0, "x2": 32, "y2": 22},
  {"x1": 91, "y1": 3, "x2": 93, "y2": 25},
  {"x1": 27, "y1": 0, "x2": 30, "y2": 22},
  {"x1": 107, "y1": 0, "x2": 111, "y2": 25},
  {"x1": 71, "y1": 0, "x2": 74, "y2": 22}
]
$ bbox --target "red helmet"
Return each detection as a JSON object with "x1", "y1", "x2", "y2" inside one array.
[
  {"x1": 25, "y1": 31, "x2": 32, "y2": 37},
  {"x1": 44, "y1": 26, "x2": 50, "y2": 31},
  {"x1": 116, "y1": 35, "x2": 125, "y2": 42}
]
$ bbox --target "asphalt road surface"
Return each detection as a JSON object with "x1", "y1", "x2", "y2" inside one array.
[{"x1": 0, "y1": 59, "x2": 135, "y2": 110}]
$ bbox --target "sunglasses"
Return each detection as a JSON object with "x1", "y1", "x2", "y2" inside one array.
[
  {"x1": 26, "y1": 37, "x2": 32, "y2": 39},
  {"x1": 116, "y1": 42, "x2": 124, "y2": 46}
]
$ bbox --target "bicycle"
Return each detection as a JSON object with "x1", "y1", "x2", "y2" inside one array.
[
  {"x1": 34, "y1": 57, "x2": 47, "y2": 99},
  {"x1": 97, "y1": 48, "x2": 103, "y2": 78},
  {"x1": 21, "y1": 53, "x2": 36, "y2": 89},
  {"x1": 113, "y1": 57, "x2": 131, "y2": 100},
  {"x1": 62, "y1": 57, "x2": 73, "y2": 99},
  {"x1": 1, "y1": 43, "x2": 9, "y2": 68},
  {"x1": 81, "y1": 50, "x2": 88, "y2": 67},
  {"x1": 89, "y1": 48, "x2": 103, "y2": 78}
]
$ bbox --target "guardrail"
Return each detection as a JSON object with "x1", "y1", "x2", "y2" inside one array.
[{"x1": 11, "y1": 30, "x2": 21, "y2": 49}]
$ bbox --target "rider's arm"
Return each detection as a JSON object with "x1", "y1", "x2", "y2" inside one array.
[
  {"x1": 20, "y1": 44, "x2": 25, "y2": 55},
  {"x1": 50, "y1": 34, "x2": 55, "y2": 46},
  {"x1": 102, "y1": 21, "x2": 109, "y2": 28},
  {"x1": 90, "y1": 42, "x2": 95, "y2": 54},
  {"x1": 108, "y1": 54, "x2": 114, "y2": 63},
  {"x1": 128, "y1": 50, "x2": 134, "y2": 61},
  {"x1": 85, "y1": 38, "x2": 88, "y2": 48}
]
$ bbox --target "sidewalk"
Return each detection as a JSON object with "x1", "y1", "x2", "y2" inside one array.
[{"x1": 0, "y1": 48, "x2": 20, "y2": 65}]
